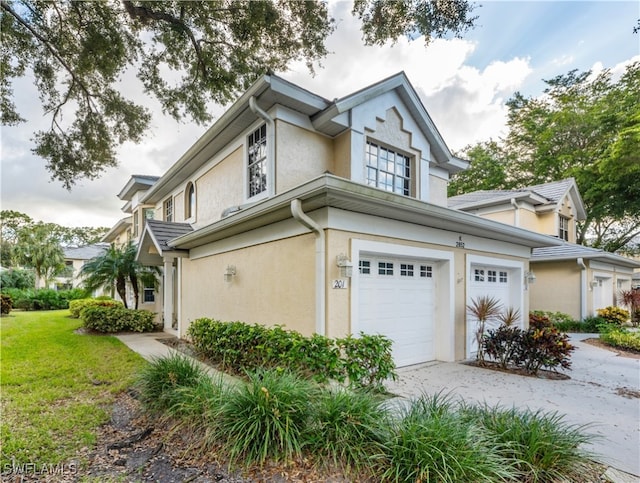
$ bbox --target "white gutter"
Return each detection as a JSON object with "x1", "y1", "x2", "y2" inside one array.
[
  {"x1": 290, "y1": 199, "x2": 325, "y2": 335},
  {"x1": 577, "y1": 257, "x2": 587, "y2": 320},
  {"x1": 249, "y1": 96, "x2": 276, "y2": 197}
]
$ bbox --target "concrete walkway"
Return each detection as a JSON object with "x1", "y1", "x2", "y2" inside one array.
[{"x1": 116, "y1": 332, "x2": 640, "y2": 480}]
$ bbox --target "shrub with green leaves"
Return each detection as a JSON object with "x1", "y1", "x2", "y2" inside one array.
[
  {"x1": 338, "y1": 333, "x2": 397, "y2": 390},
  {"x1": 217, "y1": 369, "x2": 316, "y2": 466},
  {"x1": 69, "y1": 297, "x2": 123, "y2": 318},
  {"x1": 531, "y1": 310, "x2": 575, "y2": 326},
  {"x1": 136, "y1": 353, "x2": 208, "y2": 413},
  {"x1": 380, "y1": 394, "x2": 516, "y2": 483},
  {"x1": 307, "y1": 387, "x2": 388, "y2": 475},
  {"x1": 514, "y1": 325, "x2": 575, "y2": 375},
  {"x1": 1, "y1": 288, "x2": 87, "y2": 311},
  {"x1": 599, "y1": 326, "x2": 640, "y2": 352},
  {"x1": 596, "y1": 306, "x2": 630, "y2": 325},
  {"x1": 80, "y1": 305, "x2": 156, "y2": 332},
  {"x1": 187, "y1": 318, "x2": 397, "y2": 390}
]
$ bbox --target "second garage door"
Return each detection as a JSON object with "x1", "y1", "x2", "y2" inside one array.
[{"x1": 358, "y1": 256, "x2": 436, "y2": 367}]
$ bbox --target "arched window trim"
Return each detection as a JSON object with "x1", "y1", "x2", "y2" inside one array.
[{"x1": 185, "y1": 182, "x2": 196, "y2": 220}]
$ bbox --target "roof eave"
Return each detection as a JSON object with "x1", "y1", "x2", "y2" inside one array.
[{"x1": 170, "y1": 175, "x2": 563, "y2": 251}]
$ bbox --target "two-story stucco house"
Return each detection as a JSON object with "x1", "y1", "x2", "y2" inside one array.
[
  {"x1": 107, "y1": 72, "x2": 564, "y2": 366},
  {"x1": 449, "y1": 178, "x2": 640, "y2": 321}
]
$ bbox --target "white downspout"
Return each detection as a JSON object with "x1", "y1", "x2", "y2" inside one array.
[
  {"x1": 577, "y1": 257, "x2": 587, "y2": 320},
  {"x1": 291, "y1": 199, "x2": 326, "y2": 336},
  {"x1": 249, "y1": 96, "x2": 276, "y2": 197},
  {"x1": 510, "y1": 198, "x2": 520, "y2": 227}
]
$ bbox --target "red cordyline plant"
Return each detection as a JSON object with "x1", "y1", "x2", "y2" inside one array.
[
  {"x1": 467, "y1": 296, "x2": 502, "y2": 365},
  {"x1": 619, "y1": 289, "x2": 640, "y2": 327}
]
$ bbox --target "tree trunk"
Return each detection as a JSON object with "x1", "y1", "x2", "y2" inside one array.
[{"x1": 116, "y1": 276, "x2": 128, "y2": 309}]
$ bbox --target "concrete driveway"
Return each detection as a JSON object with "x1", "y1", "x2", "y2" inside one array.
[{"x1": 386, "y1": 334, "x2": 640, "y2": 477}]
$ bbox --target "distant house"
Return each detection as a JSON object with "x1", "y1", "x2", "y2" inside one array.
[
  {"x1": 104, "y1": 72, "x2": 563, "y2": 365},
  {"x1": 55, "y1": 243, "x2": 109, "y2": 293},
  {"x1": 449, "y1": 178, "x2": 640, "y2": 320}
]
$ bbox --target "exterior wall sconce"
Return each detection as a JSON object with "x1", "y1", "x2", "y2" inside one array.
[
  {"x1": 336, "y1": 254, "x2": 353, "y2": 278},
  {"x1": 224, "y1": 265, "x2": 236, "y2": 283},
  {"x1": 590, "y1": 280, "x2": 599, "y2": 289},
  {"x1": 524, "y1": 270, "x2": 536, "y2": 289}
]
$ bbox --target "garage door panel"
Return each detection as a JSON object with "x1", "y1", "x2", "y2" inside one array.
[{"x1": 359, "y1": 256, "x2": 435, "y2": 367}]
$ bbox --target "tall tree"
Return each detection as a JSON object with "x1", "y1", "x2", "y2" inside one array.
[
  {"x1": 1, "y1": 0, "x2": 476, "y2": 188},
  {"x1": 13, "y1": 222, "x2": 65, "y2": 288},
  {"x1": 452, "y1": 62, "x2": 640, "y2": 252},
  {"x1": 447, "y1": 141, "x2": 515, "y2": 197},
  {"x1": 0, "y1": 209, "x2": 32, "y2": 267}
]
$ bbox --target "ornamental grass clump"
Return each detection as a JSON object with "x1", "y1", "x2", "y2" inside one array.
[
  {"x1": 380, "y1": 393, "x2": 516, "y2": 483},
  {"x1": 217, "y1": 368, "x2": 317, "y2": 466},
  {"x1": 460, "y1": 404, "x2": 595, "y2": 482},
  {"x1": 306, "y1": 387, "x2": 388, "y2": 475},
  {"x1": 136, "y1": 353, "x2": 208, "y2": 413}
]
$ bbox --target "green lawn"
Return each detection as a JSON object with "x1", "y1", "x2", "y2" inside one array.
[{"x1": 1, "y1": 310, "x2": 146, "y2": 468}]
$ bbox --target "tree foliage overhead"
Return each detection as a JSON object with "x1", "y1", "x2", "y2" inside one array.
[
  {"x1": 449, "y1": 62, "x2": 640, "y2": 253},
  {"x1": 1, "y1": 0, "x2": 477, "y2": 189}
]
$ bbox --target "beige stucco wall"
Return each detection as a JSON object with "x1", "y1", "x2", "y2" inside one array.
[
  {"x1": 529, "y1": 261, "x2": 582, "y2": 319},
  {"x1": 429, "y1": 176, "x2": 448, "y2": 206},
  {"x1": 180, "y1": 234, "x2": 316, "y2": 337},
  {"x1": 480, "y1": 210, "x2": 515, "y2": 225},
  {"x1": 332, "y1": 131, "x2": 351, "y2": 179},
  {"x1": 195, "y1": 147, "x2": 244, "y2": 227},
  {"x1": 276, "y1": 121, "x2": 333, "y2": 194}
]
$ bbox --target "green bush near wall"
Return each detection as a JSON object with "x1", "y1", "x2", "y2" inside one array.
[
  {"x1": 80, "y1": 305, "x2": 157, "y2": 333},
  {"x1": 69, "y1": 297, "x2": 123, "y2": 318},
  {"x1": 187, "y1": 318, "x2": 397, "y2": 391}
]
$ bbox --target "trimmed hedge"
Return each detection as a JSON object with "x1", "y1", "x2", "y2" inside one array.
[
  {"x1": 81, "y1": 305, "x2": 157, "y2": 333},
  {"x1": 187, "y1": 318, "x2": 397, "y2": 390},
  {"x1": 69, "y1": 297, "x2": 123, "y2": 318},
  {"x1": 1, "y1": 288, "x2": 87, "y2": 311}
]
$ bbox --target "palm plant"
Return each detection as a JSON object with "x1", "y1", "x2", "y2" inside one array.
[
  {"x1": 81, "y1": 241, "x2": 159, "y2": 309},
  {"x1": 467, "y1": 296, "x2": 502, "y2": 364}
]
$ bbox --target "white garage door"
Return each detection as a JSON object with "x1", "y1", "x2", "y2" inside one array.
[
  {"x1": 359, "y1": 256, "x2": 435, "y2": 367},
  {"x1": 467, "y1": 265, "x2": 517, "y2": 356}
]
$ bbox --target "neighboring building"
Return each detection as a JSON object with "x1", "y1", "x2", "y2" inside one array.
[
  {"x1": 100, "y1": 176, "x2": 163, "y2": 313},
  {"x1": 106, "y1": 72, "x2": 564, "y2": 366},
  {"x1": 55, "y1": 243, "x2": 109, "y2": 292},
  {"x1": 449, "y1": 179, "x2": 640, "y2": 320}
]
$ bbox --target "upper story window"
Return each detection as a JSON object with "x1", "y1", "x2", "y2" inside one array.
[
  {"x1": 559, "y1": 216, "x2": 569, "y2": 241},
  {"x1": 143, "y1": 208, "x2": 154, "y2": 221},
  {"x1": 164, "y1": 197, "x2": 173, "y2": 222},
  {"x1": 365, "y1": 141, "x2": 411, "y2": 196},
  {"x1": 133, "y1": 209, "x2": 139, "y2": 237},
  {"x1": 248, "y1": 124, "x2": 267, "y2": 198},
  {"x1": 185, "y1": 182, "x2": 196, "y2": 220}
]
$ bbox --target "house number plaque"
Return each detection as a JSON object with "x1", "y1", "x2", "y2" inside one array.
[{"x1": 332, "y1": 279, "x2": 348, "y2": 289}]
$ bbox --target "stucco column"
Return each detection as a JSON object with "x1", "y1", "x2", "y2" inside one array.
[{"x1": 163, "y1": 257, "x2": 174, "y2": 331}]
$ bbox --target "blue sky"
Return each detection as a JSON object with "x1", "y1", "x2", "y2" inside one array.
[{"x1": 1, "y1": 1, "x2": 638, "y2": 228}]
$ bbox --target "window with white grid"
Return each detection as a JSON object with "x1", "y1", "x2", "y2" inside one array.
[
  {"x1": 248, "y1": 124, "x2": 267, "y2": 198},
  {"x1": 365, "y1": 141, "x2": 411, "y2": 195}
]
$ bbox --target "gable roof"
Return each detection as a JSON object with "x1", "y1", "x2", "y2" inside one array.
[
  {"x1": 532, "y1": 243, "x2": 640, "y2": 268},
  {"x1": 101, "y1": 217, "x2": 132, "y2": 243},
  {"x1": 118, "y1": 174, "x2": 161, "y2": 201},
  {"x1": 448, "y1": 178, "x2": 586, "y2": 220},
  {"x1": 63, "y1": 243, "x2": 109, "y2": 261},
  {"x1": 136, "y1": 219, "x2": 193, "y2": 266},
  {"x1": 141, "y1": 72, "x2": 465, "y2": 204}
]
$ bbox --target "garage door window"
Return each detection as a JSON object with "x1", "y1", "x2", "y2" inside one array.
[
  {"x1": 474, "y1": 269, "x2": 485, "y2": 282},
  {"x1": 420, "y1": 265, "x2": 433, "y2": 278},
  {"x1": 378, "y1": 262, "x2": 394, "y2": 275},
  {"x1": 400, "y1": 264, "x2": 414, "y2": 276},
  {"x1": 499, "y1": 271, "x2": 508, "y2": 283},
  {"x1": 359, "y1": 260, "x2": 371, "y2": 274}
]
